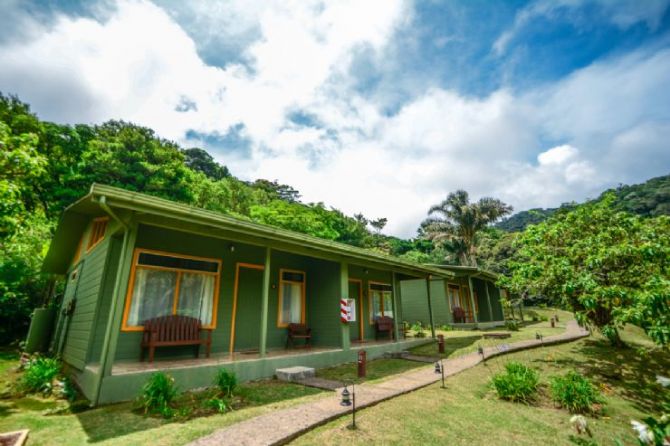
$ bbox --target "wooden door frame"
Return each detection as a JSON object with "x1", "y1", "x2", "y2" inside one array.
[
  {"x1": 229, "y1": 262, "x2": 265, "y2": 356},
  {"x1": 348, "y1": 278, "x2": 364, "y2": 341}
]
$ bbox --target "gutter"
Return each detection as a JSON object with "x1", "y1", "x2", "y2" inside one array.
[{"x1": 90, "y1": 195, "x2": 130, "y2": 406}]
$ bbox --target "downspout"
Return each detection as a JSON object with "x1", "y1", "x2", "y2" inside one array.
[{"x1": 91, "y1": 195, "x2": 129, "y2": 406}]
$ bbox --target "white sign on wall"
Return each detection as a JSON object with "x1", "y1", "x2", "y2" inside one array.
[{"x1": 346, "y1": 298, "x2": 356, "y2": 322}]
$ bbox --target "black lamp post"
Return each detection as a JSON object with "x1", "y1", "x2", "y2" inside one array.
[
  {"x1": 341, "y1": 382, "x2": 356, "y2": 429},
  {"x1": 434, "y1": 360, "x2": 445, "y2": 388}
]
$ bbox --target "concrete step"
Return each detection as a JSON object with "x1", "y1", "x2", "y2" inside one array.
[{"x1": 275, "y1": 366, "x2": 315, "y2": 382}]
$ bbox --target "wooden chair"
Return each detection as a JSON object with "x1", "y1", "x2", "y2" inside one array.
[
  {"x1": 286, "y1": 323, "x2": 312, "y2": 349},
  {"x1": 374, "y1": 316, "x2": 394, "y2": 340},
  {"x1": 141, "y1": 315, "x2": 212, "y2": 363},
  {"x1": 452, "y1": 307, "x2": 466, "y2": 323}
]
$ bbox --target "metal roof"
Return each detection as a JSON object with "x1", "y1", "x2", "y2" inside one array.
[{"x1": 42, "y1": 184, "x2": 495, "y2": 282}]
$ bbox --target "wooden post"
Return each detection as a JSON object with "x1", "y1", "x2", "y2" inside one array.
[
  {"x1": 426, "y1": 276, "x2": 436, "y2": 339},
  {"x1": 484, "y1": 281, "x2": 494, "y2": 322},
  {"x1": 468, "y1": 275, "x2": 479, "y2": 324},
  {"x1": 259, "y1": 247, "x2": 271, "y2": 358},
  {"x1": 340, "y1": 261, "x2": 350, "y2": 351},
  {"x1": 93, "y1": 218, "x2": 137, "y2": 405},
  {"x1": 391, "y1": 272, "x2": 400, "y2": 342}
]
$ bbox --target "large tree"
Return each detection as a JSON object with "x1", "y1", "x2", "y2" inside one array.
[
  {"x1": 501, "y1": 195, "x2": 670, "y2": 346},
  {"x1": 422, "y1": 190, "x2": 512, "y2": 266}
]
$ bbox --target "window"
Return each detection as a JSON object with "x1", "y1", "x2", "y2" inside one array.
[
  {"x1": 277, "y1": 269, "x2": 305, "y2": 327},
  {"x1": 86, "y1": 218, "x2": 108, "y2": 251},
  {"x1": 447, "y1": 284, "x2": 461, "y2": 309},
  {"x1": 122, "y1": 249, "x2": 221, "y2": 331},
  {"x1": 369, "y1": 282, "x2": 393, "y2": 323}
]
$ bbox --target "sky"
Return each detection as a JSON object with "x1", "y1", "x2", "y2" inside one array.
[{"x1": 1, "y1": 0, "x2": 669, "y2": 237}]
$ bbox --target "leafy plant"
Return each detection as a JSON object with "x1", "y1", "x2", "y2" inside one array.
[
  {"x1": 439, "y1": 324, "x2": 453, "y2": 331},
  {"x1": 205, "y1": 397, "x2": 231, "y2": 413},
  {"x1": 19, "y1": 356, "x2": 61, "y2": 395},
  {"x1": 504, "y1": 320, "x2": 519, "y2": 331},
  {"x1": 550, "y1": 371, "x2": 602, "y2": 414},
  {"x1": 139, "y1": 372, "x2": 178, "y2": 418},
  {"x1": 214, "y1": 368, "x2": 237, "y2": 397},
  {"x1": 491, "y1": 361, "x2": 539, "y2": 403},
  {"x1": 411, "y1": 321, "x2": 427, "y2": 338}
]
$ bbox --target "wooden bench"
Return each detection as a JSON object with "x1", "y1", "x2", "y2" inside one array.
[
  {"x1": 374, "y1": 316, "x2": 394, "y2": 340},
  {"x1": 482, "y1": 332, "x2": 511, "y2": 339},
  {"x1": 452, "y1": 307, "x2": 466, "y2": 324},
  {"x1": 286, "y1": 323, "x2": 312, "y2": 349},
  {"x1": 141, "y1": 315, "x2": 211, "y2": 362}
]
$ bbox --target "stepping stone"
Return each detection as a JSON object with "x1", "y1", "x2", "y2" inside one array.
[
  {"x1": 383, "y1": 350, "x2": 410, "y2": 359},
  {"x1": 275, "y1": 366, "x2": 315, "y2": 382},
  {"x1": 404, "y1": 354, "x2": 439, "y2": 363},
  {"x1": 294, "y1": 377, "x2": 342, "y2": 391}
]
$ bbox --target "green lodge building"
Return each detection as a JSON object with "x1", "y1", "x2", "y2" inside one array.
[{"x1": 38, "y1": 184, "x2": 505, "y2": 405}]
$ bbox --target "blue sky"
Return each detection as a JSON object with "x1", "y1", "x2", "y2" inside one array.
[{"x1": 1, "y1": 0, "x2": 669, "y2": 236}]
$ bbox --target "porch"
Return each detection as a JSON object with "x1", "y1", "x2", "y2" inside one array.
[{"x1": 81, "y1": 337, "x2": 430, "y2": 404}]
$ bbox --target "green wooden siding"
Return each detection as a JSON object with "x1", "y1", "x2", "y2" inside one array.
[
  {"x1": 61, "y1": 229, "x2": 111, "y2": 370},
  {"x1": 56, "y1": 222, "x2": 412, "y2": 365}
]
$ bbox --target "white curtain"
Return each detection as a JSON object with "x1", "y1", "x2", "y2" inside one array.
[
  {"x1": 177, "y1": 273, "x2": 215, "y2": 325},
  {"x1": 382, "y1": 292, "x2": 394, "y2": 318},
  {"x1": 371, "y1": 291, "x2": 382, "y2": 321},
  {"x1": 281, "y1": 282, "x2": 302, "y2": 324},
  {"x1": 127, "y1": 268, "x2": 176, "y2": 326}
]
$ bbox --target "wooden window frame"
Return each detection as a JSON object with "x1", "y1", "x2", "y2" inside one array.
[
  {"x1": 86, "y1": 217, "x2": 109, "y2": 252},
  {"x1": 277, "y1": 268, "x2": 306, "y2": 328},
  {"x1": 121, "y1": 248, "x2": 222, "y2": 332},
  {"x1": 368, "y1": 281, "x2": 392, "y2": 325}
]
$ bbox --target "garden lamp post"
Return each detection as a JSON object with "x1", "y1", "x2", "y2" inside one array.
[
  {"x1": 341, "y1": 382, "x2": 356, "y2": 429},
  {"x1": 434, "y1": 360, "x2": 445, "y2": 389}
]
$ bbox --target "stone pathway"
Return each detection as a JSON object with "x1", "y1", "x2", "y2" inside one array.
[{"x1": 188, "y1": 321, "x2": 588, "y2": 446}]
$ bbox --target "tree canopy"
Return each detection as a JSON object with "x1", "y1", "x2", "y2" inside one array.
[
  {"x1": 501, "y1": 195, "x2": 670, "y2": 346},
  {"x1": 422, "y1": 190, "x2": 512, "y2": 266}
]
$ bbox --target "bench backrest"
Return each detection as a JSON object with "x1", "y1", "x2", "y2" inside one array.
[
  {"x1": 144, "y1": 315, "x2": 202, "y2": 342},
  {"x1": 375, "y1": 316, "x2": 394, "y2": 331},
  {"x1": 287, "y1": 323, "x2": 310, "y2": 336}
]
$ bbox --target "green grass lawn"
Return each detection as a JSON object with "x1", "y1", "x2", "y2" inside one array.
[
  {"x1": 291, "y1": 326, "x2": 670, "y2": 446},
  {"x1": 410, "y1": 307, "x2": 574, "y2": 359},
  {"x1": 0, "y1": 352, "x2": 325, "y2": 446},
  {"x1": 316, "y1": 358, "x2": 427, "y2": 384}
]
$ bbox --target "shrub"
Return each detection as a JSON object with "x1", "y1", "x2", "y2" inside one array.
[
  {"x1": 139, "y1": 372, "x2": 178, "y2": 418},
  {"x1": 550, "y1": 371, "x2": 602, "y2": 413},
  {"x1": 205, "y1": 397, "x2": 230, "y2": 413},
  {"x1": 492, "y1": 362, "x2": 539, "y2": 403},
  {"x1": 505, "y1": 320, "x2": 520, "y2": 331},
  {"x1": 215, "y1": 368, "x2": 237, "y2": 397},
  {"x1": 440, "y1": 324, "x2": 453, "y2": 331},
  {"x1": 411, "y1": 321, "x2": 427, "y2": 338},
  {"x1": 19, "y1": 356, "x2": 61, "y2": 395}
]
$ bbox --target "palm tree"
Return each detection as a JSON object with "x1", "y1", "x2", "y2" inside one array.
[{"x1": 423, "y1": 190, "x2": 512, "y2": 266}]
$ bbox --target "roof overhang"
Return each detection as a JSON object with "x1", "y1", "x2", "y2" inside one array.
[{"x1": 43, "y1": 184, "x2": 459, "y2": 280}]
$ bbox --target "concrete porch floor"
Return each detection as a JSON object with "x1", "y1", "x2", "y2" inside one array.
[{"x1": 87, "y1": 339, "x2": 411, "y2": 376}]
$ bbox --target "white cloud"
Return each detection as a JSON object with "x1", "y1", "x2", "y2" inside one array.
[
  {"x1": 537, "y1": 145, "x2": 578, "y2": 166},
  {"x1": 0, "y1": 0, "x2": 668, "y2": 238}
]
